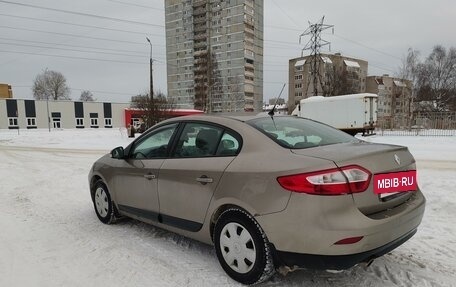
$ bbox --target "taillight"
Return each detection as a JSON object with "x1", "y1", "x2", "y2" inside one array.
[{"x1": 277, "y1": 165, "x2": 371, "y2": 195}]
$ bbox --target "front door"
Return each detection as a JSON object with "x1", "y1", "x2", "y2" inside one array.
[{"x1": 114, "y1": 123, "x2": 179, "y2": 222}]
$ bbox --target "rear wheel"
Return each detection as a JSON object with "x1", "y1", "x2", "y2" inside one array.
[
  {"x1": 214, "y1": 208, "x2": 275, "y2": 285},
  {"x1": 92, "y1": 180, "x2": 115, "y2": 224}
]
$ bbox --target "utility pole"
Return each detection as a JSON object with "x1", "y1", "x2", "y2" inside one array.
[
  {"x1": 299, "y1": 16, "x2": 334, "y2": 97},
  {"x1": 46, "y1": 95, "x2": 50, "y2": 132},
  {"x1": 206, "y1": 0, "x2": 212, "y2": 113},
  {"x1": 146, "y1": 37, "x2": 155, "y2": 124}
]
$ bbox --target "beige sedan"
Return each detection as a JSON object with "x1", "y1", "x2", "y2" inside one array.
[{"x1": 89, "y1": 115, "x2": 425, "y2": 285}]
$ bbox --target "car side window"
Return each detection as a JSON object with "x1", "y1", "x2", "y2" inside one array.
[
  {"x1": 216, "y1": 132, "x2": 240, "y2": 156},
  {"x1": 130, "y1": 123, "x2": 178, "y2": 159},
  {"x1": 173, "y1": 123, "x2": 223, "y2": 158}
]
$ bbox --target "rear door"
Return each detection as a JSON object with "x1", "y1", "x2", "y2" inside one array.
[
  {"x1": 364, "y1": 96, "x2": 377, "y2": 128},
  {"x1": 157, "y1": 122, "x2": 240, "y2": 231}
]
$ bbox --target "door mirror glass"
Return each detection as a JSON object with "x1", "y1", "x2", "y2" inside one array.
[{"x1": 111, "y1": 146, "x2": 125, "y2": 159}]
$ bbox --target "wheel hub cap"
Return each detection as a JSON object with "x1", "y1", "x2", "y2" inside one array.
[
  {"x1": 94, "y1": 187, "x2": 109, "y2": 218},
  {"x1": 219, "y1": 222, "x2": 256, "y2": 274}
]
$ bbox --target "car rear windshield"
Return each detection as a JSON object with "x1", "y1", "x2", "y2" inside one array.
[{"x1": 247, "y1": 116, "x2": 357, "y2": 149}]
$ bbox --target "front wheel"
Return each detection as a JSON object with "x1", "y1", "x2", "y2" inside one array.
[
  {"x1": 92, "y1": 180, "x2": 115, "y2": 224},
  {"x1": 213, "y1": 208, "x2": 275, "y2": 285}
]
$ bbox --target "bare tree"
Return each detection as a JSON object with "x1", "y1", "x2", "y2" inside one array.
[
  {"x1": 397, "y1": 48, "x2": 421, "y2": 124},
  {"x1": 79, "y1": 90, "x2": 95, "y2": 102},
  {"x1": 131, "y1": 92, "x2": 175, "y2": 129},
  {"x1": 398, "y1": 48, "x2": 420, "y2": 82},
  {"x1": 194, "y1": 51, "x2": 222, "y2": 112},
  {"x1": 416, "y1": 45, "x2": 456, "y2": 111},
  {"x1": 223, "y1": 75, "x2": 244, "y2": 112},
  {"x1": 324, "y1": 66, "x2": 358, "y2": 96},
  {"x1": 32, "y1": 69, "x2": 71, "y2": 100}
]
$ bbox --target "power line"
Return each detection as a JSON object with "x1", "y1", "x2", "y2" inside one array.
[
  {"x1": 0, "y1": 49, "x2": 288, "y2": 72},
  {"x1": 0, "y1": 0, "x2": 164, "y2": 28},
  {"x1": 270, "y1": 0, "x2": 301, "y2": 27},
  {"x1": 12, "y1": 85, "x2": 139, "y2": 96},
  {"x1": 0, "y1": 13, "x2": 311, "y2": 48},
  {"x1": 0, "y1": 13, "x2": 163, "y2": 37},
  {"x1": 0, "y1": 14, "x2": 304, "y2": 48},
  {"x1": 107, "y1": 0, "x2": 164, "y2": 11},
  {"x1": 0, "y1": 36, "x2": 147, "y2": 55},
  {"x1": 0, "y1": 49, "x2": 147, "y2": 65},
  {"x1": 0, "y1": 42, "x2": 146, "y2": 58},
  {"x1": 0, "y1": 24, "x2": 296, "y2": 51},
  {"x1": 0, "y1": 25, "x2": 166, "y2": 46},
  {"x1": 331, "y1": 33, "x2": 402, "y2": 61}
]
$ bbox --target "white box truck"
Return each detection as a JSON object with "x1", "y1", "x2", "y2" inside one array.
[{"x1": 291, "y1": 93, "x2": 378, "y2": 136}]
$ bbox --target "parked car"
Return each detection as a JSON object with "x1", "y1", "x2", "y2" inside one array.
[{"x1": 89, "y1": 115, "x2": 425, "y2": 285}]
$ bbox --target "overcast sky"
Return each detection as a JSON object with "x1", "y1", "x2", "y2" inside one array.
[{"x1": 0, "y1": 0, "x2": 455, "y2": 103}]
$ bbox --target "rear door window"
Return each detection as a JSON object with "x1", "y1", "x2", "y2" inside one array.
[{"x1": 173, "y1": 123, "x2": 241, "y2": 158}]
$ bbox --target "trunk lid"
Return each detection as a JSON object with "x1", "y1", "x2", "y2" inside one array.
[{"x1": 291, "y1": 141, "x2": 417, "y2": 215}]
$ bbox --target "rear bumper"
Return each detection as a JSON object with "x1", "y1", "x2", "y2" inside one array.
[
  {"x1": 256, "y1": 190, "x2": 425, "y2": 259},
  {"x1": 273, "y1": 228, "x2": 417, "y2": 270}
]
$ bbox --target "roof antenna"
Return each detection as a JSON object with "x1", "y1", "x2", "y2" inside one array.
[{"x1": 268, "y1": 83, "x2": 286, "y2": 117}]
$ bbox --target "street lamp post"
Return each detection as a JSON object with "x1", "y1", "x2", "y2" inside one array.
[
  {"x1": 146, "y1": 37, "x2": 154, "y2": 101},
  {"x1": 146, "y1": 37, "x2": 155, "y2": 125}
]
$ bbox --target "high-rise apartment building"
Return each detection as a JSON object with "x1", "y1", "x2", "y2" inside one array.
[{"x1": 165, "y1": 0, "x2": 263, "y2": 112}]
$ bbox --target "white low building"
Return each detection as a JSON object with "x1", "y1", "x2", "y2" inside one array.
[{"x1": 0, "y1": 98, "x2": 129, "y2": 130}]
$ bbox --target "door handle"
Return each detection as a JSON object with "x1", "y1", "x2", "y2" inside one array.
[
  {"x1": 144, "y1": 173, "x2": 156, "y2": 180},
  {"x1": 196, "y1": 175, "x2": 213, "y2": 185}
]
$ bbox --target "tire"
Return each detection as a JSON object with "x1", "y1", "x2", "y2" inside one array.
[
  {"x1": 92, "y1": 180, "x2": 115, "y2": 224},
  {"x1": 213, "y1": 208, "x2": 275, "y2": 285}
]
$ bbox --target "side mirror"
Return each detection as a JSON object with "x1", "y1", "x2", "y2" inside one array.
[{"x1": 111, "y1": 146, "x2": 125, "y2": 159}]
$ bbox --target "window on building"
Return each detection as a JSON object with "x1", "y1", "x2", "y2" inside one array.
[
  {"x1": 8, "y1": 117, "x2": 18, "y2": 127},
  {"x1": 90, "y1": 113, "x2": 98, "y2": 128},
  {"x1": 295, "y1": 83, "x2": 302, "y2": 89},
  {"x1": 91, "y1": 118, "x2": 98, "y2": 127},
  {"x1": 76, "y1": 118, "x2": 84, "y2": 128},
  {"x1": 295, "y1": 75, "x2": 303, "y2": 80},
  {"x1": 27, "y1": 118, "x2": 36, "y2": 127},
  {"x1": 105, "y1": 118, "x2": 112, "y2": 128}
]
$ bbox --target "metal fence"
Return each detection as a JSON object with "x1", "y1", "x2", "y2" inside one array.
[{"x1": 376, "y1": 112, "x2": 456, "y2": 136}]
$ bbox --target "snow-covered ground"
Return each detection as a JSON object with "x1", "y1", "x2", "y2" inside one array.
[{"x1": 0, "y1": 129, "x2": 455, "y2": 287}]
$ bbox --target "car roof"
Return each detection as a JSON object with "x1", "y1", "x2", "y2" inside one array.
[{"x1": 165, "y1": 113, "x2": 291, "y2": 123}]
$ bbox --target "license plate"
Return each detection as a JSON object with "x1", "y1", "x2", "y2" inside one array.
[{"x1": 373, "y1": 170, "x2": 417, "y2": 194}]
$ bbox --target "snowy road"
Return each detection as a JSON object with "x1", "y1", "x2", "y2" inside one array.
[{"x1": 0, "y1": 130, "x2": 455, "y2": 286}]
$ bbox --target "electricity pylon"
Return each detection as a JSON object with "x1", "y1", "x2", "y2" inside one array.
[{"x1": 299, "y1": 16, "x2": 334, "y2": 97}]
